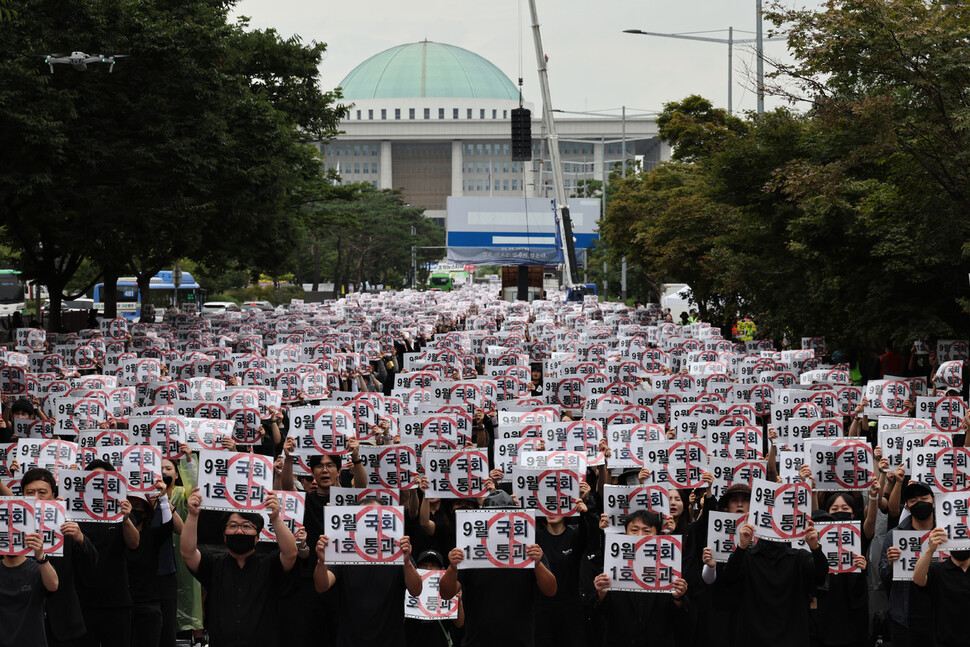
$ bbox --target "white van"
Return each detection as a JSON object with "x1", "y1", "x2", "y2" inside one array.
[{"x1": 201, "y1": 301, "x2": 239, "y2": 314}]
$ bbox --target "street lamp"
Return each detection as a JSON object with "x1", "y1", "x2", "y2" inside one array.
[{"x1": 625, "y1": 17, "x2": 785, "y2": 114}]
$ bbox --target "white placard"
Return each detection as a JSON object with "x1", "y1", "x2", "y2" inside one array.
[
  {"x1": 323, "y1": 505, "x2": 405, "y2": 565},
  {"x1": 455, "y1": 509, "x2": 536, "y2": 569},
  {"x1": 748, "y1": 478, "x2": 811, "y2": 541},
  {"x1": 604, "y1": 534, "x2": 683, "y2": 592},
  {"x1": 197, "y1": 450, "x2": 273, "y2": 512}
]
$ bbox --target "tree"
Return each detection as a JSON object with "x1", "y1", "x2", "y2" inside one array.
[
  {"x1": 0, "y1": 0, "x2": 347, "y2": 327},
  {"x1": 657, "y1": 95, "x2": 748, "y2": 162}
]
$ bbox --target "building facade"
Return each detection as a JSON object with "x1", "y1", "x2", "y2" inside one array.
[{"x1": 322, "y1": 40, "x2": 667, "y2": 227}]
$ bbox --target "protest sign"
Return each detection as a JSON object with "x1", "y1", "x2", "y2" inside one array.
[
  {"x1": 807, "y1": 439, "x2": 875, "y2": 490},
  {"x1": 892, "y1": 529, "x2": 948, "y2": 580},
  {"x1": 197, "y1": 450, "x2": 273, "y2": 512},
  {"x1": 358, "y1": 445, "x2": 420, "y2": 490},
  {"x1": 936, "y1": 492, "x2": 970, "y2": 549},
  {"x1": 604, "y1": 534, "x2": 682, "y2": 593},
  {"x1": 288, "y1": 406, "x2": 355, "y2": 455},
  {"x1": 748, "y1": 478, "x2": 811, "y2": 541},
  {"x1": 404, "y1": 569, "x2": 460, "y2": 620},
  {"x1": 912, "y1": 446, "x2": 970, "y2": 492},
  {"x1": 423, "y1": 449, "x2": 490, "y2": 499},
  {"x1": 512, "y1": 465, "x2": 583, "y2": 517},
  {"x1": 0, "y1": 497, "x2": 35, "y2": 555},
  {"x1": 455, "y1": 509, "x2": 536, "y2": 569},
  {"x1": 259, "y1": 491, "x2": 305, "y2": 543},
  {"x1": 329, "y1": 487, "x2": 401, "y2": 507},
  {"x1": 323, "y1": 505, "x2": 405, "y2": 565},
  {"x1": 602, "y1": 484, "x2": 670, "y2": 532},
  {"x1": 35, "y1": 499, "x2": 66, "y2": 556},
  {"x1": 708, "y1": 512, "x2": 749, "y2": 563},
  {"x1": 61, "y1": 470, "x2": 128, "y2": 523}
]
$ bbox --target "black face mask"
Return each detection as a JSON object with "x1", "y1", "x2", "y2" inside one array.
[
  {"x1": 225, "y1": 534, "x2": 257, "y2": 555},
  {"x1": 162, "y1": 474, "x2": 174, "y2": 488},
  {"x1": 129, "y1": 511, "x2": 143, "y2": 527},
  {"x1": 910, "y1": 501, "x2": 934, "y2": 521},
  {"x1": 831, "y1": 511, "x2": 853, "y2": 521},
  {"x1": 952, "y1": 550, "x2": 970, "y2": 561}
]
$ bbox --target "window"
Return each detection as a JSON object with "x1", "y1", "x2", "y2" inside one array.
[
  {"x1": 485, "y1": 144, "x2": 491, "y2": 155},
  {"x1": 477, "y1": 181, "x2": 483, "y2": 191},
  {"x1": 372, "y1": 181, "x2": 377, "y2": 188},
  {"x1": 424, "y1": 108, "x2": 430, "y2": 119},
  {"x1": 503, "y1": 143, "x2": 509, "y2": 156},
  {"x1": 409, "y1": 108, "x2": 415, "y2": 119},
  {"x1": 467, "y1": 163, "x2": 474, "y2": 174},
  {"x1": 476, "y1": 162, "x2": 483, "y2": 173},
  {"x1": 354, "y1": 145, "x2": 360, "y2": 156},
  {"x1": 476, "y1": 144, "x2": 483, "y2": 155},
  {"x1": 354, "y1": 163, "x2": 360, "y2": 173},
  {"x1": 371, "y1": 145, "x2": 378, "y2": 157},
  {"x1": 511, "y1": 162, "x2": 518, "y2": 173},
  {"x1": 503, "y1": 162, "x2": 509, "y2": 173},
  {"x1": 492, "y1": 109, "x2": 497, "y2": 119},
  {"x1": 485, "y1": 181, "x2": 490, "y2": 191},
  {"x1": 368, "y1": 109, "x2": 373, "y2": 120},
  {"x1": 439, "y1": 108, "x2": 445, "y2": 119},
  {"x1": 371, "y1": 163, "x2": 377, "y2": 174},
  {"x1": 381, "y1": 109, "x2": 387, "y2": 120},
  {"x1": 334, "y1": 146, "x2": 341, "y2": 157},
  {"x1": 395, "y1": 108, "x2": 401, "y2": 120},
  {"x1": 362, "y1": 165, "x2": 368, "y2": 174},
  {"x1": 480, "y1": 109, "x2": 485, "y2": 119},
  {"x1": 512, "y1": 179, "x2": 518, "y2": 191},
  {"x1": 466, "y1": 144, "x2": 474, "y2": 156},
  {"x1": 503, "y1": 180, "x2": 509, "y2": 191},
  {"x1": 581, "y1": 143, "x2": 588, "y2": 155},
  {"x1": 356, "y1": 110, "x2": 361, "y2": 120},
  {"x1": 453, "y1": 108, "x2": 459, "y2": 119},
  {"x1": 467, "y1": 108, "x2": 473, "y2": 119},
  {"x1": 503, "y1": 110, "x2": 507, "y2": 119}
]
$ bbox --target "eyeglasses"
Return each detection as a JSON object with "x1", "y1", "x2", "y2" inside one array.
[{"x1": 225, "y1": 522, "x2": 258, "y2": 533}]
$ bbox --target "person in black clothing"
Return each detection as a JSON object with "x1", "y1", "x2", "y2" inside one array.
[
  {"x1": 914, "y1": 526, "x2": 970, "y2": 647},
  {"x1": 127, "y1": 480, "x2": 180, "y2": 647},
  {"x1": 312, "y1": 499, "x2": 423, "y2": 647},
  {"x1": 535, "y1": 499, "x2": 594, "y2": 647},
  {"x1": 404, "y1": 550, "x2": 465, "y2": 647},
  {"x1": 77, "y1": 459, "x2": 141, "y2": 647},
  {"x1": 0, "y1": 526, "x2": 58, "y2": 647},
  {"x1": 439, "y1": 497, "x2": 558, "y2": 647},
  {"x1": 21, "y1": 468, "x2": 99, "y2": 647},
  {"x1": 592, "y1": 511, "x2": 689, "y2": 647},
  {"x1": 722, "y1": 517, "x2": 829, "y2": 647},
  {"x1": 179, "y1": 488, "x2": 298, "y2": 647}
]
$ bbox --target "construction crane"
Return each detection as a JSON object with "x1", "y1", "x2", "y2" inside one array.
[{"x1": 528, "y1": 0, "x2": 596, "y2": 302}]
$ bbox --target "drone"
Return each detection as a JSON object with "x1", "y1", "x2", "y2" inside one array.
[{"x1": 40, "y1": 52, "x2": 129, "y2": 74}]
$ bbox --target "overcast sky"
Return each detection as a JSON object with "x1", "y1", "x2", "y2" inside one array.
[{"x1": 232, "y1": 0, "x2": 826, "y2": 118}]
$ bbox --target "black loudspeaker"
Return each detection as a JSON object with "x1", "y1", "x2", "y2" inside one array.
[{"x1": 511, "y1": 108, "x2": 532, "y2": 161}]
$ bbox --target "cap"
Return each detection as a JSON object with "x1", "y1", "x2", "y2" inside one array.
[
  {"x1": 416, "y1": 550, "x2": 447, "y2": 568},
  {"x1": 717, "y1": 483, "x2": 752, "y2": 510},
  {"x1": 481, "y1": 490, "x2": 517, "y2": 508},
  {"x1": 902, "y1": 480, "x2": 933, "y2": 501}
]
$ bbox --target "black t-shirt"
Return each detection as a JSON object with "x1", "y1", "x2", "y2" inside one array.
[
  {"x1": 0, "y1": 558, "x2": 47, "y2": 647},
  {"x1": 536, "y1": 521, "x2": 586, "y2": 606},
  {"x1": 77, "y1": 522, "x2": 132, "y2": 608},
  {"x1": 192, "y1": 549, "x2": 293, "y2": 647},
  {"x1": 127, "y1": 513, "x2": 173, "y2": 603},
  {"x1": 458, "y1": 555, "x2": 551, "y2": 647},
  {"x1": 597, "y1": 588, "x2": 684, "y2": 646},
  {"x1": 329, "y1": 564, "x2": 408, "y2": 647},
  {"x1": 925, "y1": 559, "x2": 970, "y2": 647}
]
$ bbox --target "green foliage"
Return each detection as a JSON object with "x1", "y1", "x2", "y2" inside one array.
[
  {"x1": 0, "y1": 0, "x2": 347, "y2": 327},
  {"x1": 657, "y1": 95, "x2": 748, "y2": 162}
]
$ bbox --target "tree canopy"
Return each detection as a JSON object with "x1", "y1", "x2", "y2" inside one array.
[{"x1": 599, "y1": 1, "x2": 970, "y2": 350}]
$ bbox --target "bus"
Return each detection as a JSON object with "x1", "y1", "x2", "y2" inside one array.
[
  {"x1": 0, "y1": 269, "x2": 25, "y2": 316},
  {"x1": 93, "y1": 270, "x2": 204, "y2": 321},
  {"x1": 428, "y1": 272, "x2": 453, "y2": 291}
]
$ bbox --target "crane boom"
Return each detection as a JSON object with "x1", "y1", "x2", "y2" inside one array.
[{"x1": 528, "y1": 0, "x2": 582, "y2": 292}]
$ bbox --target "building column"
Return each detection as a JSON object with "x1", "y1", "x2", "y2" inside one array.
[
  {"x1": 451, "y1": 140, "x2": 463, "y2": 197},
  {"x1": 379, "y1": 140, "x2": 392, "y2": 189},
  {"x1": 593, "y1": 140, "x2": 605, "y2": 181}
]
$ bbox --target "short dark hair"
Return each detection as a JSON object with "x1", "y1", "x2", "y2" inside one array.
[
  {"x1": 21, "y1": 468, "x2": 57, "y2": 495},
  {"x1": 308, "y1": 455, "x2": 343, "y2": 470},
  {"x1": 624, "y1": 509, "x2": 662, "y2": 533},
  {"x1": 10, "y1": 398, "x2": 36, "y2": 418},
  {"x1": 85, "y1": 459, "x2": 115, "y2": 471},
  {"x1": 222, "y1": 511, "x2": 264, "y2": 533}
]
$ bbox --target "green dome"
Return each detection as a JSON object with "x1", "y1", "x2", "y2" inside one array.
[{"x1": 338, "y1": 41, "x2": 519, "y2": 100}]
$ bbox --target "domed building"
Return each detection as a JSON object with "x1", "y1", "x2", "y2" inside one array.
[{"x1": 321, "y1": 40, "x2": 664, "y2": 233}]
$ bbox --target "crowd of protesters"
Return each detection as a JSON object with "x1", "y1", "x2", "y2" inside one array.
[{"x1": 0, "y1": 285, "x2": 967, "y2": 647}]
